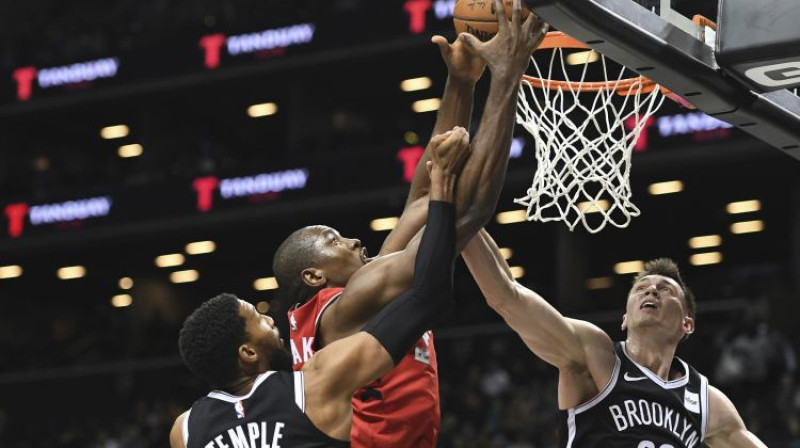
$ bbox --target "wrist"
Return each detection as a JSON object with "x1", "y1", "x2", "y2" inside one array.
[
  {"x1": 429, "y1": 169, "x2": 457, "y2": 203},
  {"x1": 446, "y1": 75, "x2": 478, "y2": 90}
]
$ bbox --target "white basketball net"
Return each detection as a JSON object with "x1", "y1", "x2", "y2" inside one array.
[{"x1": 515, "y1": 47, "x2": 666, "y2": 233}]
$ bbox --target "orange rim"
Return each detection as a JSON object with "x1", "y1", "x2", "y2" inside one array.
[{"x1": 522, "y1": 31, "x2": 672, "y2": 97}]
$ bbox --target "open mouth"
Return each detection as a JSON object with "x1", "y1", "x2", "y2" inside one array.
[{"x1": 640, "y1": 301, "x2": 657, "y2": 310}]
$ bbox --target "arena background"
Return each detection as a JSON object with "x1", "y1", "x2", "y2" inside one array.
[{"x1": 0, "y1": 1, "x2": 798, "y2": 446}]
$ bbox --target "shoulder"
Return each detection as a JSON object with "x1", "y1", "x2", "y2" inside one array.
[
  {"x1": 169, "y1": 410, "x2": 189, "y2": 448},
  {"x1": 706, "y1": 385, "x2": 742, "y2": 433},
  {"x1": 567, "y1": 318, "x2": 615, "y2": 358}
]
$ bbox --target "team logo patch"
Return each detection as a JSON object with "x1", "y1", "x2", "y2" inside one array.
[
  {"x1": 235, "y1": 400, "x2": 246, "y2": 419},
  {"x1": 684, "y1": 390, "x2": 700, "y2": 413},
  {"x1": 290, "y1": 313, "x2": 298, "y2": 331}
]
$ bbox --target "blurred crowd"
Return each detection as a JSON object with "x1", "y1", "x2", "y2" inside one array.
[{"x1": 2, "y1": 300, "x2": 799, "y2": 447}]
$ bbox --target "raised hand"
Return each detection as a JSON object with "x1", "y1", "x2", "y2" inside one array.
[
  {"x1": 431, "y1": 35, "x2": 486, "y2": 85},
  {"x1": 429, "y1": 126, "x2": 471, "y2": 176},
  {"x1": 458, "y1": 0, "x2": 549, "y2": 82}
]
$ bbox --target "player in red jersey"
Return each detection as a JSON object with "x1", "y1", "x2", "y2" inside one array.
[{"x1": 273, "y1": 3, "x2": 548, "y2": 446}]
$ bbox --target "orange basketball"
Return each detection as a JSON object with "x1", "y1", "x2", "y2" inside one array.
[{"x1": 453, "y1": 0, "x2": 531, "y2": 41}]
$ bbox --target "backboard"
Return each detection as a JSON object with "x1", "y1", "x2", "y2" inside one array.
[{"x1": 523, "y1": 0, "x2": 800, "y2": 160}]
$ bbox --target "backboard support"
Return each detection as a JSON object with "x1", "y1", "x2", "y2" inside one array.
[{"x1": 523, "y1": 0, "x2": 800, "y2": 160}]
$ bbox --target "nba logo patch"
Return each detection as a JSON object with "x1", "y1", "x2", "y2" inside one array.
[
  {"x1": 684, "y1": 390, "x2": 700, "y2": 413},
  {"x1": 290, "y1": 313, "x2": 297, "y2": 331},
  {"x1": 235, "y1": 400, "x2": 245, "y2": 419}
]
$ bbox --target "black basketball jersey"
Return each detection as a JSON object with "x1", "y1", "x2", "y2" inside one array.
[
  {"x1": 559, "y1": 341, "x2": 709, "y2": 448},
  {"x1": 182, "y1": 371, "x2": 350, "y2": 448}
]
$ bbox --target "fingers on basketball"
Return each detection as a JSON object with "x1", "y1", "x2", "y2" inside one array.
[{"x1": 453, "y1": 0, "x2": 531, "y2": 42}]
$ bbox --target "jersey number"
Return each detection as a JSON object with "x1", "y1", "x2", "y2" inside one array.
[{"x1": 638, "y1": 442, "x2": 675, "y2": 448}]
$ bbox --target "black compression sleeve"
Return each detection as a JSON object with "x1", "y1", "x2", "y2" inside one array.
[{"x1": 362, "y1": 200, "x2": 456, "y2": 365}]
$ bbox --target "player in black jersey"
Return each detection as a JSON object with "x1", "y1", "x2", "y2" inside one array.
[
  {"x1": 169, "y1": 128, "x2": 471, "y2": 448},
  {"x1": 461, "y1": 230, "x2": 767, "y2": 447}
]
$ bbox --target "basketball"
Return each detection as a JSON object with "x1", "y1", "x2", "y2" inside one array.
[{"x1": 453, "y1": 0, "x2": 531, "y2": 41}]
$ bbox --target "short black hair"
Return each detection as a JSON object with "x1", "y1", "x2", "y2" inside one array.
[
  {"x1": 178, "y1": 293, "x2": 247, "y2": 388},
  {"x1": 272, "y1": 226, "x2": 325, "y2": 306},
  {"x1": 633, "y1": 258, "x2": 696, "y2": 319}
]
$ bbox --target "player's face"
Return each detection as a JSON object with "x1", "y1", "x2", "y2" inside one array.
[
  {"x1": 239, "y1": 300, "x2": 292, "y2": 372},
  {"x1": 314, "y1": 226, "x2": 371, "y2": 285},
  {"x1": 624, "y1": 275, "x2": 692, "y2": 339}
]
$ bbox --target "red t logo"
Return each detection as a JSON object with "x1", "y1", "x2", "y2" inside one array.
[
  {"x1": 404, "y1": 0, "x2": 432, "y2": 34},
  {"x1": 12, "y1": 67, "x2": 37, "y2": 101},
  {"x1": 199, "y1": 34, "x2": 227, "y2": 69},
  {"x1": 397, "y1": 146, "x2": 425, "y2": 183},
  {"x1": 4, "y1": 203, "x2": 29, "y2": 238},
  {"x1": 193, "y1": 176, "x2": 219, "y2": 212},
  {"x1": 625, "y1": 116, "x2": 656, "y2": 152}
]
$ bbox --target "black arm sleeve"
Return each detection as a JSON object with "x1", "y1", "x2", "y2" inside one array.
[{"x1": 362, "y1": 200, "x2": 456, "y2": 365}]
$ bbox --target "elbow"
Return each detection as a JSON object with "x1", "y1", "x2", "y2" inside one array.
[{"x1": 457, "y1": 206, "x2": 493, "y2": 239}]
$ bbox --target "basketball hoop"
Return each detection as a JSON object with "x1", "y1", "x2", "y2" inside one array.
[{"x1": 514, "y1": 31, "x2": 669, "y2": 233}]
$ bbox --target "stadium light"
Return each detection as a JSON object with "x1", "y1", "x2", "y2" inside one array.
[
  {"x1": 256, "y1": 301, "x2": 270, "y2": 313},
  {"x1": 118, "y1": 144, "x2": 143, "y2": 158},
  {"x1": 370, "y1": 217, "x2": 399, "y2": 231},
  {"x1": 690, "y1": 252, "x2": 723, "y2": 266},
  {"x1": 58, "y1": 265, "x2": 86, "y2": 280},
  {"x1": 577, "y1": 200, "x2": 610, "y2": 214},
  {"x1": 688, "y1": 235, "x2": 722, "y2": 249},
  {"x1": 566, "y1": 50, "x2": 599, "y2": 65},
  {"x1": 171, "y1": 270, "x2": 199, "y2": 283},
  {"x1": 412, "y1": 98, "x2": 441, "y2": 113},
  {"x1": 111, "y1": 294, "x2": 133, "y2": 308},
  {"x1": 254, "y1": 277, "x2": 279, "y2": 291},
  {"x1": 509, "y1": 266, "x2": 525, "y2": 279},
  {"x1": 496, "y1": 210, "x2": 527, "y2": 224},
  {"x1": 186, "y1": 241, "x2": 216, "y2": 255},
  {"x1": 247, "y1": 102, "x2": 278, "y2": 118},
  {"x1": 648, "y1": 180, "x2": 684, "y2": 195},
  {"x1": 119, "y1": 277, "x2": 134, "y2": 289},
  {"x1": 101, "y1": 125, "x2": 129, "y2": 139},
  {"x1": 614, "y1": 260, "x2": 644, "y2": 274},
  {"x1": 586, "y1": 276, "x2": 613, "y2": 290},
  {"x1": 0, "y1": 265, "x2": 22, "y2": 279},
  {"x1": 499, "y1": 248, "x2": 513, "y2": 259},
  {"x1": 726, "y1": 200, "x2": 761, "y2": 214},
  {"x1": 731, "y1": 220, "x2": 764, "y2": 234},
  {"x1": 155, "y1": 254, "x2": 185, "y2": 268},
  {"x1": 400, "y1": 77, "x2": 432, "y2": 92}
]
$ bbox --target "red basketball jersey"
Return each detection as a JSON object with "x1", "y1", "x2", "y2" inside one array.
[{"x1": 288, "y1": 287, "x2": 440, "y2": 448}]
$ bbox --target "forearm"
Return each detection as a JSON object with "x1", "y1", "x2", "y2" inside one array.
[
  {"x1": 407, "y1": 78, "x2": 476, "y2": 204},
  {"x1": 363, "y1": 200, "x2": 456, "y2": 364},
  {"x1": 453, "y1": 76, "x2": 520, "y2": 249},
  {"x1": 462, "y1": 229, "x2": 587, "y2": 367},
  {"x1": 380, "y1": 80, "x2": 475, "y2": 256}
]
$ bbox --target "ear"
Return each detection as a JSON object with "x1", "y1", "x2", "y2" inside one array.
[
  {"x1": 301, "y1": 268, "x2": 326, "y2": 288},
  {"x1": 682, "y1": 316, "x2": 695, "y2": 336},
  {"x1": 621, "y1": 314, "x2": 628, "y2": 331},
  {"x1": 238, "y1": 342, "x2": 259, "y2": 364}
]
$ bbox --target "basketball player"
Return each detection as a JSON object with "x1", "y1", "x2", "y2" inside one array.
[
  {"x1": 273, "y1": 1, "x2": 548, "y2": 446},
  {"x1": 461, "y1": 229, "x2": 768, "y2": 447},
  {"x1": 169, "y1": 126, "x2": 468, "y2": 448}
]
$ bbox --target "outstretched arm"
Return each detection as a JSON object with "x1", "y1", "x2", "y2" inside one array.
[
  {"x1": 704, "y1": 386, "x2": 767, "y2": 447},
  {"x1": 303, "y1": 161, "x2": 458, "y2": 440},
  {"x1": 462, "y1": 229, "x2": 616, "y2": 408},
  {"x1": 321, "y1": 0, "x2": 549, "y2": 344},
  {"x1": 379, "y1": 35, "x2": 484, "y2": 256}
]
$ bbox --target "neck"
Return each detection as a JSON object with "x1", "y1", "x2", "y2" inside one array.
[
  {"x1": 624, "y1": 335, "x2": 679, "y2": 381},
  {"x1": 223, "y1": 374, "x2": 260, "y2": 396}
]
